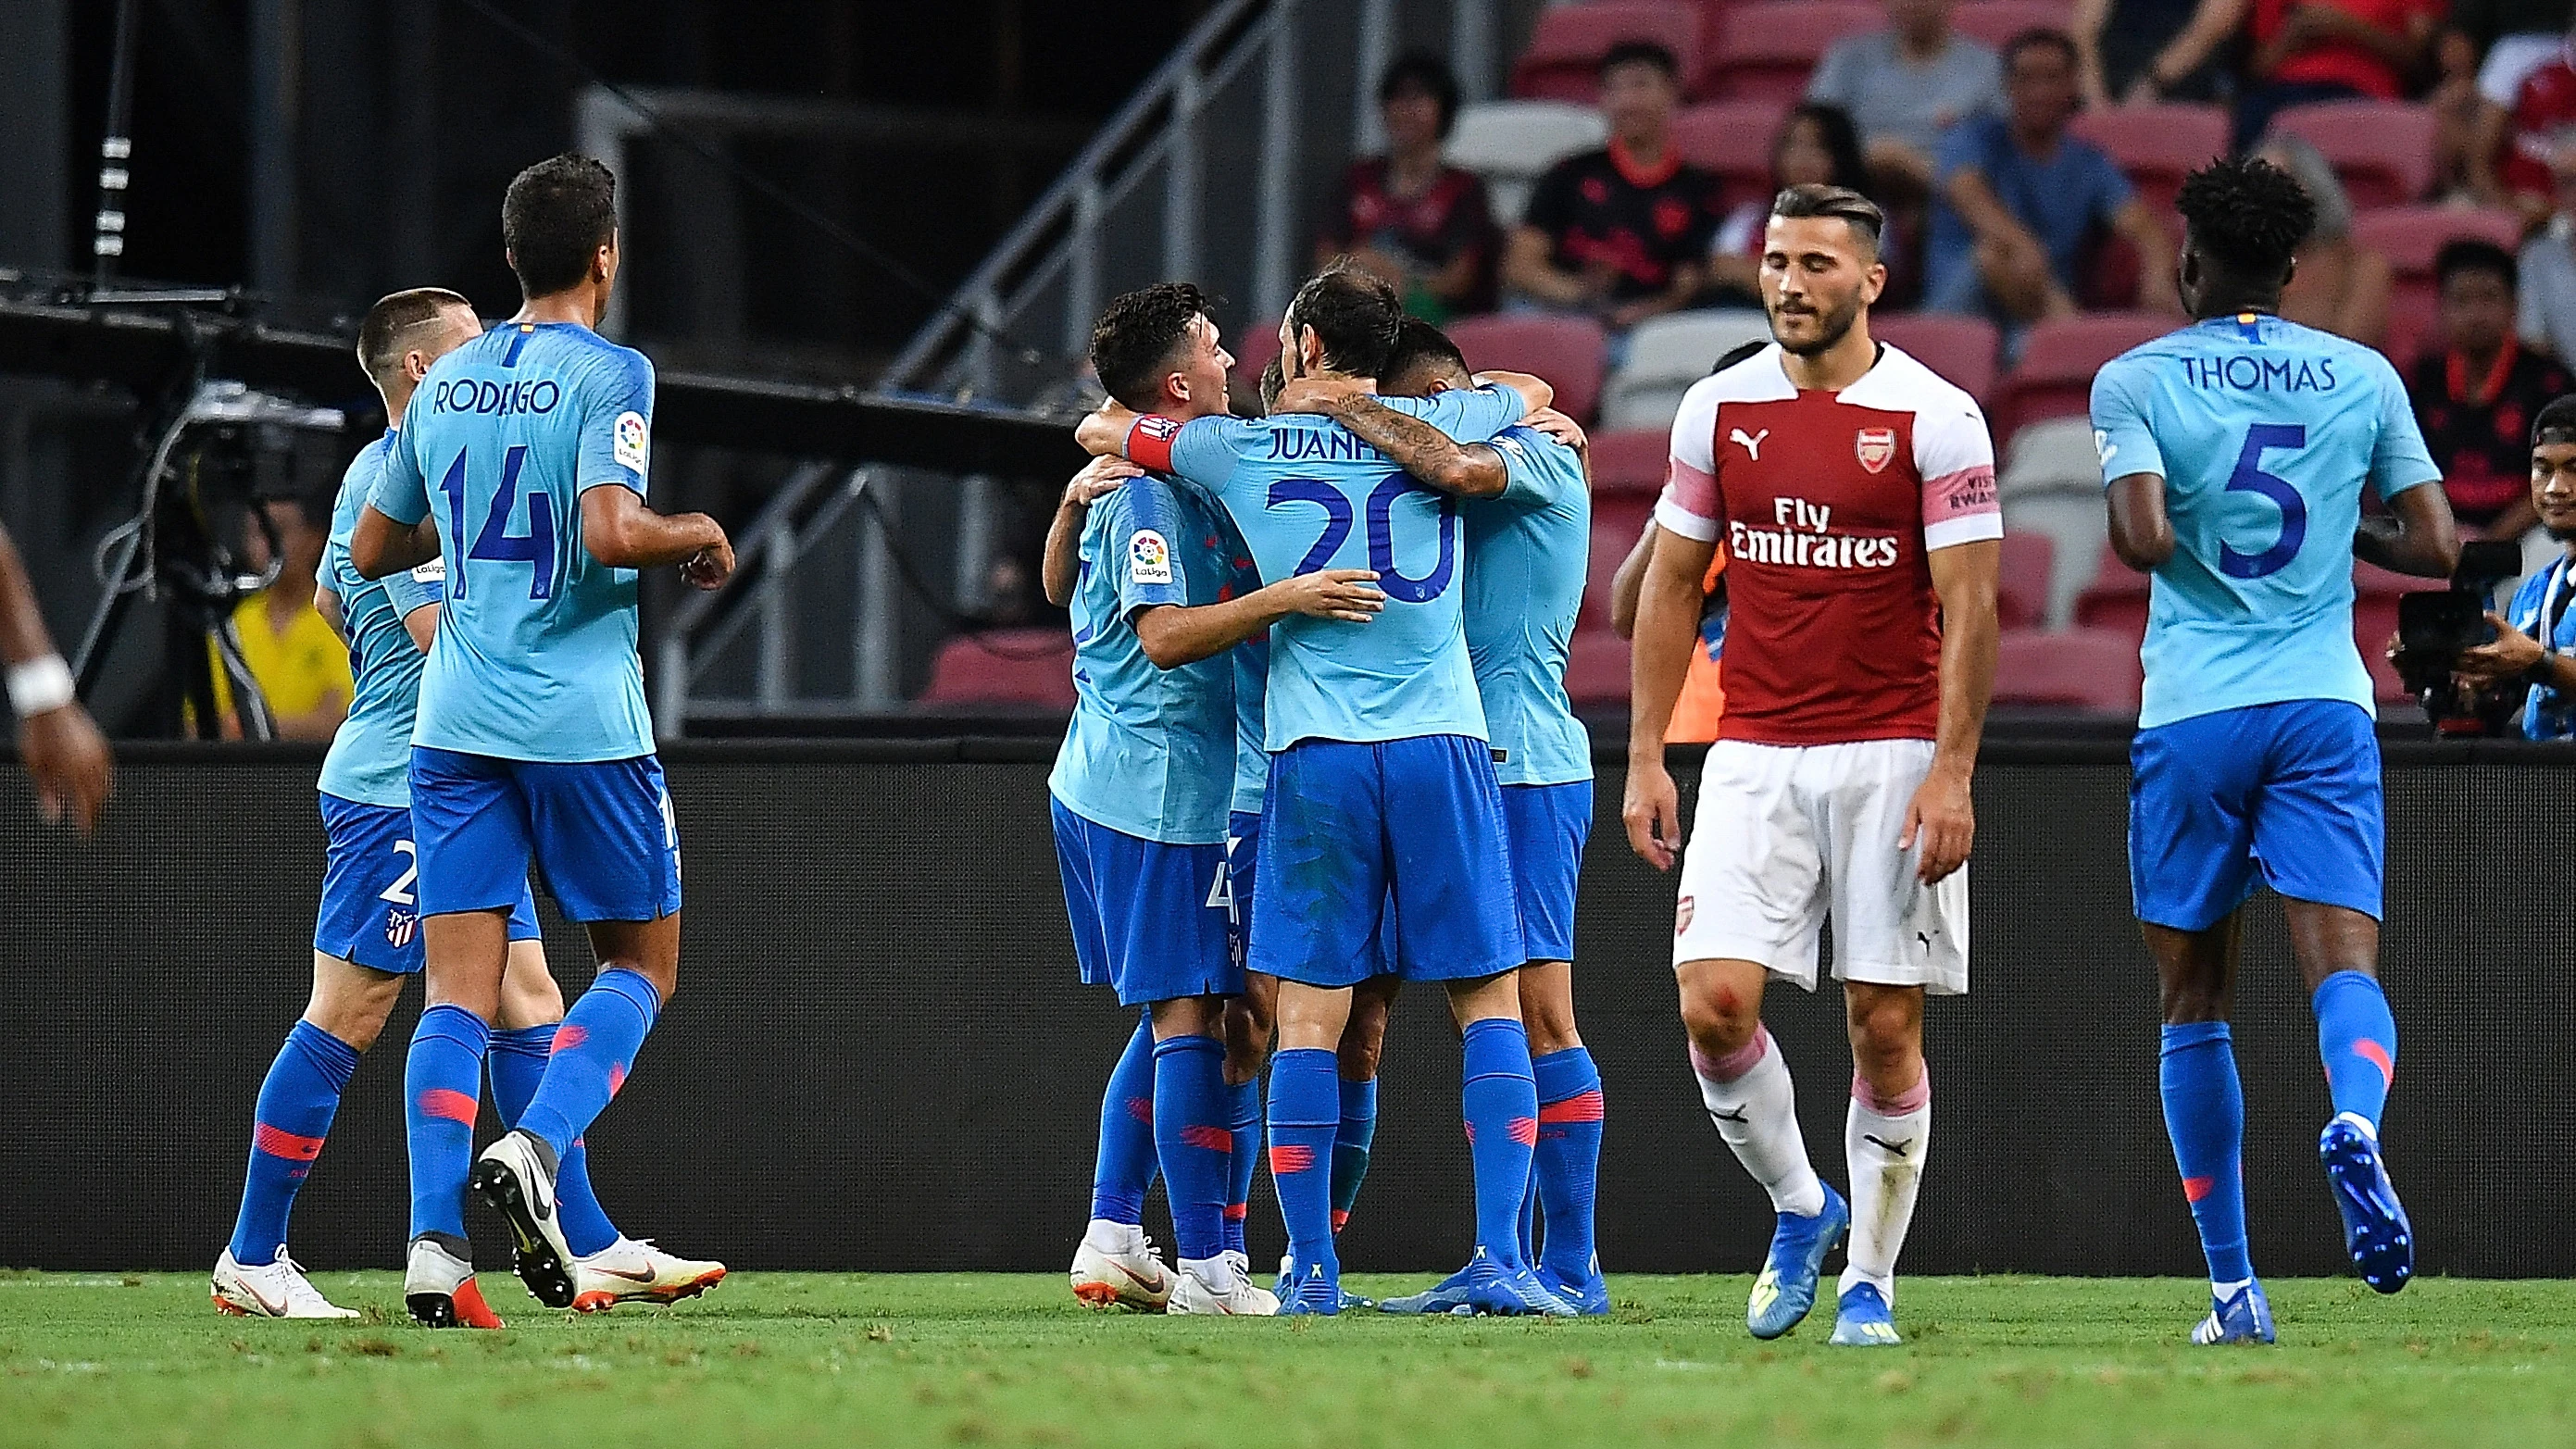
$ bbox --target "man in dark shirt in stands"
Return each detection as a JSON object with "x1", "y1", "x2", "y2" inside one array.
[
  {"x1": 1319, "y1": 54, "x2": 1500, "y2": 323},
  {"x1": 1505, "y1": 42, "x2": 1721, "y2": 341},
  {"x1": 2411, "y1": 238, "x2": 2573, "y2": 540}
]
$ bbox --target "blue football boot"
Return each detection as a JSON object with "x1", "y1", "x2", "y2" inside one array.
[
  {"x1": 1377, "y1": 1260, "x2": 1477, "y2": 1317},
  {"x1": 2319, "y1": 1114, "x2": 2413, "y2": 1293},
  {"x1": 1747, "y1": 1183, "x2": 1849, "y2": 1339},
  {"x1": 1827, "y1": 1281, "x2": 1903, "y2": 1346},
  {"x1": 1277, "y1": 1254, "x2": 1374, "y2": 1311},
  {"x1": 1454, "y1": 1250, "x2": 1579, "y2": 1318},
  {"x1": 1536, "y1": 1260, "x2": 1612, "y2": 1317},
  {"x1": 2192, "y1": 1281, "x2": 2277, "y2": 1344},
  {"x1": 1277, "y1": 1257, "x2": 1343, "y2": 1316}
]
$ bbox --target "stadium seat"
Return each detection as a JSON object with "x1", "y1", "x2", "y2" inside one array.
[
  {"x1": 1698, "y1": 1, "x2": 1882, "y2": 103},
  {"x1": 1598, "y1": 307, "x2": 1772, "y2": 430},
  {"x1": 1992, "y1": 311, "x2": 2175, "y2": 443},
  {"x1": 2072, "y1": 543, "x2": 2150, "y2": 643},
  {"x1": 1997, "y1": 531, "x2": 2055, "y2": 631},
  {"x1": 1993, "y1": 627, "x2": 2144, "y2": 711},
  {"x1": 2267, "y1": 101, "x2": 2438, "y2": 210},
  {"x1": 1446, "y1": 313, "x2": 1610, "y2": 423},
  {"x1": 1564, "y1": 629, "x2": 1634, "y2": 707},
  {"x1": 1589, "y1": 429, "x2": 1672, "y2": 493},
  {"x1": 1584, "y1": 491, "x2": 1659, "y2": 630},
  {"x1": 1509, "y1": 3, "x2": 1705, "y2": 105},
  {"x1": 1998, "y1": 415, "x2": 2100, "y2": 498},
  {"x1": 916, "y1": 630, "x2": 1075, "y2": 710},
  {"x1": 1446, "y1": 100, "x2": 1607, "y2": 226},
  {"x1": 2350, "y1": 206, "x2": 2527, "y2": 368},
  {"x1": 1671, "y1": 98, "x2": 1792, "y2": 212},
  {"x1": 2066, "y1": 103, "x2": 2231, "y2": 220},
  {"x1": 1873, "y1": 313, "x2": 2000, "y2": 403},
  {"x1": 1949, "y1": 0, "x2": 2077, "y2": 48}
]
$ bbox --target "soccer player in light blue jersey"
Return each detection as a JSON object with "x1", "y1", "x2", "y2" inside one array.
[
  {"x1": 352, "y1": 156, "x2": 736, "y2": 1322},
  {"x1": 1079, "y1": 266, "x2": 1569, "y2": 1315},
  {"x1": 2091, "y1": 156, "x2": 2460, "y2": 1345}
]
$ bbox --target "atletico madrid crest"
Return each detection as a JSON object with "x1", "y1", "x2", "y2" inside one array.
[
  {"x1": 385, "y1": 909, "x2": 418, "y2": 948},
  {"x1": 1856, "y1": 428, "x2": 1896, "y2": 474}
]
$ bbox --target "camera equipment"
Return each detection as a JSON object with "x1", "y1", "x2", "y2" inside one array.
[{"x1": 2395, "y1": 540, "x2": 2528, "y2": 736}]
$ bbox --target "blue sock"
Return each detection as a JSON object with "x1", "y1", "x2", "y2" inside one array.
[
  {"x1": 2159, "y1": 1021, "x2": 2253, "y2": 1285},
  {"x1": 1330, "y1": 1076, "x2": 1377, "y2": 1234},
  {"x1": 1268, "y1": 1047, "x2": 1342, "y2": 1274},
  {"x1": 2312, "y1": 970, "x2": 2397, "y2": 1130},
  {"x1": 1532, "y1": 1046, "x2": 1605, "y2": 1283},
  {"x1": 489, "y1": 1025, "x2": 620, "y2": 1257},
  {"x1": 1222, "y1": 1076, "x2": 1261, "y2": 1256},
  {"x1": 516, "y1": 968, "x2": 658, "y2": 1157},
  {"x1": 1090, "y1": 1016, "x2": 1157, "y2": 1226},
  {"x1": 1153, "y1": 1034, "x2": 1232, "y2": 1265},
  {"x1": 1459, "y1": 1018, "x2": 1540, "y2": 1271},
  {"x1": 405, "y1": 1005, "x2": 490, "y2": 1242},
  {"x1": 1518, "y1": 1159, "x2": 1540, "y2": 1269},
  {"x1": 228, "y1": 1021, "x2": 361, "y2": 1265}
]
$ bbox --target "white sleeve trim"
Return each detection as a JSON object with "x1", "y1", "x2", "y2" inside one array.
[
  {"x1": 1923, "y1": 513, "x2": 2006, "y2": 551},
  {"x1": 1655, "y1": 496, "x2": 1721, "y2": 543}
]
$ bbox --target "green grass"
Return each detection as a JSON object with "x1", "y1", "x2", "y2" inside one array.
[{"x1": 3, "y1": 1272, "x2": 2572, "y2": 1447}]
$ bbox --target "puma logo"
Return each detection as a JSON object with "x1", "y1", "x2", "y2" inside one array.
[
  {"x1": 1917, "y1": 931, "x2": 1932, "y2": 954},
  {"x1": 1862, "y1": 1133, "x2": 1914, "y2": 1158},
  {"x1": 1730, "y1": 428, "x2": 1769, "y2": 460}
]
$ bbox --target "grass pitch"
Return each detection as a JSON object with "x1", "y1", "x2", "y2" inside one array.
[{"x1": 3, "y1": 1272, "x2": 2571, "y2": 1447}]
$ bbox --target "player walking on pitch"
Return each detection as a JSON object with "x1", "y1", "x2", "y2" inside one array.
[
  {"x1": 1625, "y1": 183, "x2": 2003, "y2": 1348},
  {"x1": 2091, "y1": 156, "x2": 2457, "y2": 1344}
]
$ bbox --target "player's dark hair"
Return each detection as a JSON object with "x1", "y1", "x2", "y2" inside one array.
[
  {"x1": 2175, "y1": 156, "x2": 2314, "y2": 285},
  {"x1": 1708, "y1": 338, "x2": 1771, "y2": 375},
  {"x1": 2001, "y1": 28, "x2": 2079, "y2": 69},
  {"x1": 1600, "y1": 40, "x2": 1680, "y2": 81},
  {"x1": 2533, "y1": 394, "x2": 2576, "y2": 446},
  {"x1": 2435, "y1": 238, "x2": 2518, "y2": 295},
  {"x1": 503, "y1": 154, "x2": 619, "y2": 298},
  {"x1": 1284, "y1": 263, "x2": 1405, "y2": 379},
  {"x1": 1088, "y1": 282, "x2": 1214, "y2": 412},
  {"x1": 1382, "y1": 318, "x2": 1472, "y2": 393},
  {"x1": 1257, "y1": 356, "x2": 1287, "y2": 415},
  {"x1": 356, "y1": 287, "x2": 472, "y2": 389},
  {"x1": 1770, "y1": 182, "x2": 1884, "y2": 256},
  {"x1": 1379, "y1": 53, "x2": 1461, "y2": 140}
]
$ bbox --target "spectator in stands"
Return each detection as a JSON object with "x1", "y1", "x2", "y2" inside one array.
[
  {"x1": 1317, "y1": 54, "x2": 1499, "y2": 323},
  {"x1": 2482, "y1": 16, "x2": 2576, "y2": 222},
  {"x1": 2074, "y1": 0, "x2": 2242, "y2": 105},
  {"x1": 2518, "y1": 148, "x2": 2576, "y2": 356},
  {"x1": 204, "y1": 496, "x2": 352, "y2": 742},
  {"x1": 2234, "y1": 0, "x2": 2443, "y2": 153},
  {"x1": 2411, "y1": 240, "x2": 2572, "y2": 538},
  {"x1": 1925, "y1": 31, "x2": 2181, "y2": 330},
  {"x1": 2258, "y1": 132, "x2": 2394, "y2": 347},
  {"x1": 2445, "y1": 393, "x2": 2576, "y2": 736},
  {"x1": 1806, "y1": 0, "x2": 2005, "y2": 197},
  {"x1": 2459, "y1": 0, "x2": 2576, "y2": 172},
  {"x1": 1707, "y1": 104, "x2": 1878, "y2": 302},
  {"x1": 1507, "y1": 42, "x2": 1721, "y2": 338}
]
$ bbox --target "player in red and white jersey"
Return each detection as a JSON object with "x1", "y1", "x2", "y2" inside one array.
[{"x1": 1623, "y1": 183, "x2": 2002, "y2": 1349}]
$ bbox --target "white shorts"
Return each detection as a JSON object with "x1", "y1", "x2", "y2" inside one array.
[{"x1": 1671, "y1": 737, "x2": 1970, "y2": 995}]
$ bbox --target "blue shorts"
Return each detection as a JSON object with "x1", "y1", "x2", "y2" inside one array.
[
  {"x1": 1250, "y1": 735, "x2": 1522, "y2": 988},
  {"x1": 1230, "y1": 808, "x2": 1395, "y2": 980},
  {"x1": 1503, "y1": 781, "x2": 1591, "y2": 965},
  {"x1": 408, "y1": 748, "x2": 682, "y2": 923},
  {"x1": 315, "y1": 793, "x2": 539, "y2": 974},
  {"x1": 1052, "y1": 798, "x2": 1239, "y2": 1006},
  {"x1": 2130, "y1": 699, "x2": 2384, "y2": 931}
]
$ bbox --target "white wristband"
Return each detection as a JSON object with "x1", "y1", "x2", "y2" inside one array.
[{"x1": 6, "y1": 655, "x2": 75, "y2": 717}]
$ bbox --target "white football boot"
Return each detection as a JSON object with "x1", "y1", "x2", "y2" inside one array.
[
  {"x1": 403, "y1": 1235, "x2": 505, "y2": 1329},
  {"x1": 1069, "y1": 1219, "x2": 1172, "y2": 1311},
  {"x1": 471, "y1": 1129, "x2": 576, "y2": 1307},
  {"x1": 569, "y1": 1237, "x2": 728, "y2": 1312},
  {"x1": 211, "y1": 1248, "x2": 358, "y2": 1319},
  {"x1": 1167, "y1": 1259, "x2": 1282, "y2": 1316}
]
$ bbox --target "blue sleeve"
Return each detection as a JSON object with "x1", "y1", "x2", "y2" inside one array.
[
  {"x1": 1494, "y1": 427, "x2": 1581, "y2": 508},
  {"x1": 2367, "y1": 355, "x2": 2442, "y2": 501},
  {"x1": 1165, "y1": 415, "x2": 1256, "y2": 500},
  {"x1": 383, "y1": 557, "x2": 445, "y2": 618},
  {"x1": 2508, "y1": 568, "x2": 2548, "y2": 633},
  {"x1": 2089, "y1": 357, "x2": 2166, "y2": 485},
  {"x1": 372, "y1": 417, "x2": 431, "y2": 526},
  {"x1": 577, "y1": 348, "x2": 656, "y2": 496},
  {"x1": 1100, "y1": 486, "x2": 1190, "y2": 617},
  {"x1": 1407, "y1": 382, "x2": 1525, "y2": 443}
]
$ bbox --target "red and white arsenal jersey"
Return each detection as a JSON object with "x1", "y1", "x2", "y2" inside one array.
[{"x1": 1654, "y1": 343, "x2": 2000, "y2": 746}]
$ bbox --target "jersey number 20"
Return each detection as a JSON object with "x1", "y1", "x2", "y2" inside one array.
[
  {"x1": 435, "y1": 444, "x2": 557, "y2": 601},
  {"x1": 2220, "y1": 423, "x2": 2307, "y2": 580},
  {"x1": 1265, "y1": 476, "x2": 1456, "y2": 603}
]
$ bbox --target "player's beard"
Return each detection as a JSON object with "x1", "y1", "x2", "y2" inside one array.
[{"x1": 1769, "y1": 286, "x2": 1864, "y2": 357}]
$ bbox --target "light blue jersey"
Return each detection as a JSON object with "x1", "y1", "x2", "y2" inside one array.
[
  {"x1": 316, "y1": 430, "x2": 444, "y2": 808},
  {"x1": 2091, "y1": 314, "x2": 2441, "y2": 730},
  {"x1": 1231, "y1": 631, "x2": 1271, "y2": 818},
  {"x1": 1047, "y1": 476, "x2": 1241, "y2": 844},
  {"x1": 1135, "y1": 383, "x2": 1526, "y2": 748},
  {"x1": 371, "y1": 321, "x2": 657, "y2": 762},
  {"x1": 2506, "y1": 555, "x2": 2576, "y2": 740},
  {"x1": 1464, "y1": 424, "x2": 1592, "y2": 787}
]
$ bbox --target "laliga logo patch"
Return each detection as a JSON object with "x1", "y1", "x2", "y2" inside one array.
[
  {"x1": 1675, "y1": 894, "x2": 1695, "y2": 936},
  {"x1": 2095, "y1": 428, "x2": 2119, "y2": 467},
  {"x1": 409, "y1": 557, "x2": 447, "y2": 585},
  {"x1": 613, "y1": 410, "x2": 650, "y2": 473},
  {"x1": 1135, "y1": 416, "x2": 1182, "y2": 443},
  {"x1": 1855, "y1": 428, "x2": 1896, "y2": 475},
  {"x1": 1129, "y1": 529, "x2": 1174, "y2": 585},
  {"x1": 384, "y1": 909, "x2": 418, "y2": 949}
]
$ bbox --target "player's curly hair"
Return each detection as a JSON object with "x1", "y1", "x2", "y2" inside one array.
[
  {"x1": 1089, "y1": 282, "x2": 1214, "y2": 412},
  {"x1": 2175, "y1": 156, "x2": 2315, "y2": 281},
  {"x1": 1382, "y1": 318, "x2": 1470, "y2": 393}
]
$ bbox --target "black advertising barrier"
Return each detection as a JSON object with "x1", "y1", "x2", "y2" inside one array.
[{"x1": 1, "y1": 739, "x2": 2570, "y2": 1276}]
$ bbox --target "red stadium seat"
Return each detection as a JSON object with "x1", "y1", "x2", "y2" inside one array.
[
  {"x1": 1584, "y1": 492, "x2": 1659, "y2": 630},
  {"x1": 2072, "y1": 543, "x2": 2150, "y2": 642},
  {"x1": 916, "y1": 630, "x2": 1075, "y2": 710},
  {"x1": 2067, "y1": 104, "x2": 2232, "y2": 221},
  {"x1": 1444, "y1": 313, "x2": 1610, "y2": 422},
  {"x1": 1672, "y1": 98, "x2": 1792, "y2": 211},
  {"x1": 1997, "y1": 531, "x2": 2055, "y2": 631},
  {"x1": 1949, "y1": 0, "x2": 2077, "y2": 48},
  {"x1": 1564, "y1": 630, "x2": 1635, "y2": 707},
  {"x1": 1510, "y1": 2, "x2": 1705, "y2": 105},
  {"x1": 1993, "y1": 311, "x2": 2175, "y2": 443},
  {"x1": 1993, "y1": 628, "x2": 2143, "y2": 711},
  {"x1": 2267, "y1": 101, "x2": 2437, "y2": 210},
  {"x1": 1873, "y1": 313, "x2": 2001, "y2": 402},
  {"x1": 1698, "y1": 2, "x2": 1882, "y2": 103},
  {"x1": 1588, "y1": 429, "x2": 1672, "y2": 493},
  {"x1": 2349, "y1": 206, "x2": 2527, "y2": 368}
]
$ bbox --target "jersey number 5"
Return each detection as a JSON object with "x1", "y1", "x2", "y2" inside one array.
[
  {"x1": 1264, "y1": 476, "x2": 1457, "y2": 602},
  {"x1": 2220, "y1": 423, "x2": 2307, "y2": 580},
  {"x1": 435, "y1": 444, "x2": 558, "y2": 602}
]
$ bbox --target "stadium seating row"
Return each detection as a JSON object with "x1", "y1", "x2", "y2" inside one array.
[{"x1": 1508, "y1": 0, "x2": 2077, "y2": 105}]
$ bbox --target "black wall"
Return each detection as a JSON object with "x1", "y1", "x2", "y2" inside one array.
[{"x1": 2, "y1": 740, "x2": 2570, "y2": 1277}]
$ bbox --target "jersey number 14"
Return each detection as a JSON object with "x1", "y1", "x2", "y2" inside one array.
[{"x1": 435, "y1": 444, "x2": 558, "y2": 601}]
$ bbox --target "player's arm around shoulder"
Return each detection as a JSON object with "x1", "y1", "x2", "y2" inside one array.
[
  {"x1": 1272, "y1": 379, "x2": 1510, "y2": 499},
  {"x1": 1128, "y1": 478, "x2": 1385, "y2": 669}
]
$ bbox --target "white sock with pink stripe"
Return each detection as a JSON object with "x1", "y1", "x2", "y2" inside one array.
[
  {"x1": 1691, "y1": 1027, "x2": 1825, "y2": 1218},
  {"x1": 1840, "y1": 1066, "x2": 1932, "y2": 1304}
]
